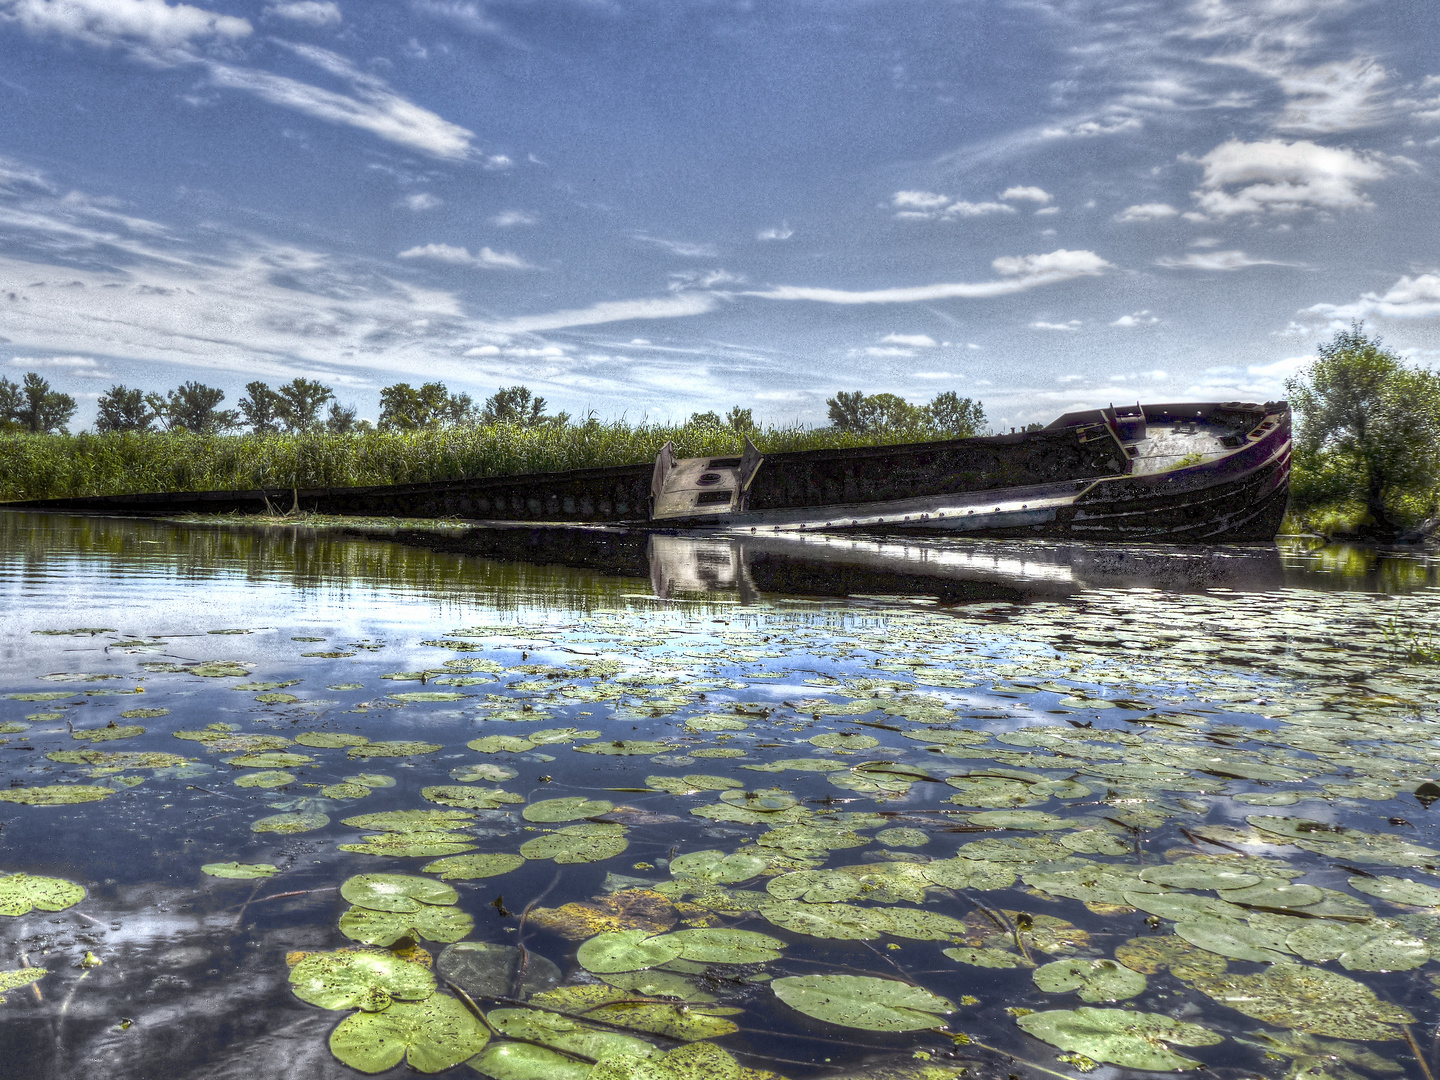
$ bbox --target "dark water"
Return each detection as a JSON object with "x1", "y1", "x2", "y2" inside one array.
[{"x1": 3, "y1": 511, "x2": 1440, "y2": 1080}]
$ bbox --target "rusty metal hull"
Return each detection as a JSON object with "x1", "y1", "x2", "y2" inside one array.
[{"x1": 3, "y1": 401, "x2": 1291, "y2": 543}]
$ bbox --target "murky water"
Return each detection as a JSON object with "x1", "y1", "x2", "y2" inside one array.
[{"x1": 4, "y1": 511, "x2": 1440, "y2": 1080}]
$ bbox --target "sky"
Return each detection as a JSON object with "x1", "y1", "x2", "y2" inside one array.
[{"x1": 0, "y1": 0, "x2": 1438, "y2": 431}]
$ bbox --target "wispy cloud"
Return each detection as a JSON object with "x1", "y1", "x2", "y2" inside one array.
[
  {"x1": 1031, "y1": 320, "x2": 1081, "y2": 331},
  {"x1": 750, "y1": 250, "x2": 1112, "y2": 305},
  {"x1": 1187, "y1": 138, "x2": 1393, "y2": 217},
  {"x1": 881, "y1": 333, "x2": 936, "y2": 347},
  {"x1": 891, "y1": 191, "x2": 1014, "y2": 221},
  {"x1": 2, "y1": 0, "x2": 251, "y2": 50},
  {"x1": 398, "y1": 242, "x2": 532, "y2": 269},
  {"x1": 757, "y1": 222, "x2": 793, "y2": 241},
  {"x1": 1111, "y1": 310, "x2": 1159, "y2": 326},
  {"x1": 8, "y1": 354, "x2": 108, "y2": 377},
  {"x1": 1000, "y1": 186, "x2": 1053, "y2": 204},
  {"x1": 402, "y1": 192, "x2": 442, "y2": 211},
  {"x1": 1114, "y1": 202, "x2": 1179, "y2": 222},
  {"x1": 491, "y1": 210, "x2": 535, "y2": 227},
  {"x1": 488, "y1": 293, "x2": 721, "y2": 334},
  {"x1": 1155, "y1": 250, "x2": 1288, "y2": 270},
  {"x1": 263, "y1": 1, "x2": 341, "y2": 28},
  {"x1": 633, "y1": 234, "x2": 718, "y2": 258},
  {"x1": 1307, "y1": 273, "x2": 1440, "y2": 321}
]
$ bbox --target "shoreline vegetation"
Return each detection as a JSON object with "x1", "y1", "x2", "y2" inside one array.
[{"x1": 4, "y1": 325, "x2": 1439, "y2": 542}]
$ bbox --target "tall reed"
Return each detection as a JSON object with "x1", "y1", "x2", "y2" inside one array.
[{"x1": 0, "y1": 421, "x2": 917, "y2": 501}]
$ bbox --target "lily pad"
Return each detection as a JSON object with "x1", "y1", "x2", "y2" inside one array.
[
  {"x1": 345, "y1": 774, "x2": 397, "y2": 788},
  {"x1": 466, "y1": 1043, "x2": 594, "y2": 1080},
  {"x1": 295, "y1": 733, "x2": 371, "y2": 748},
  {"x1": 766, "y1": 870, "x2": 861, "y2": 903},
  {"x1": 227, "y1": 752, "x2": 314, "y2": 768},
  {"x1": 662, "y1": 927, "x2": 785, "y2": 964},
  {"x1": 0, "y1": 968, "x2": 48, "y2": 1003},
  {"x1": 389, "y1": 692, "x2": 470, "y2": 703},
  {"x1": 251, "y1": 812, "x2": 329, "y2": 834},
  {"x1": 669, "y1": 850, "x2": 767, "y2": 884},
  {"x1": 809, "y1": 733, "x2": 880, "y2": 751},
  {"x1": 234, "y1": 770, "x2": 296, "y2": 789},
  {"x1": 341, "y1": 833, "x2": 479, "y2": 858},
  {"x1": 339, "y1": 903, "x2": 475, "y2": 946},
  {"x1": 772, "y1": 974, "x2": 952, "y2": 1032},
  {"x1": 329, "y1": 993, "x2": 489, "y2": 1073},
  {"x1": 485, "y1": 1007, "x2": 657, "y2": 1062},
  {"x1": 1138, "y1": 861, "x2": 1261, "y2": 891},
  {"x1": 1285, "y1": 920, "x2": 1430, "y2": 972},
  {"x1": 1114, "y1": 936, "x2": 1228, "y2": 979},
  {"x1": 1217, "y1": 879, "x2": 1324, "y2": 909},
  {"x1": 1348, "y1": 875, "x2": 1440, "y2": 907},
  {"x1": 523, "y1": 797, "x2": 615, "y2": 823},
  {"x1": 342, "y1": 810, "x2": 475, "y2": 833},
  {"x1": 468, "y1": 736, "x2": 537, "y2": 753},
  {"x1": 72, "y1": 724, "x2": 144, "y2": 743},
  {"x1": 573, "y1": 740, "x2": 672, "y2": 756},
  {"x1": 189, "y1": 662, "x2": 251, "y2": 677},
  {"x1": 527, "y1": 984, "x2": 739, "y2": 1041},
  {"x1": 348, "y1": 741, "x2": 442, "y2": 759},
  {"x1": 1033, "y1": 958, "x2": 1147, "y2": 1003},
  {"x1": 202, "y1": 862, "x2": 279, "y2": 880},
  {"x1": 322, "y1": 783, "x2": 373, "y2": 799},
  {"x1": 422, "y1": 853, "x2": 527, "y2": 881},
  {"x1": 1191, "y1": 962, "x2": 1414, "y2": 1041},
  {"x1": 521, "y1": 823, "x2": 629, "y2": 864},
  {"x1": 0, "y1": 873, "x2": 86, "y2": 915},
  {"x1": 0, "y1": 785, "x2": 114, "y2": 805},
  {"x1": 423, "y1": 786, "x2": 524, "y2": 810},
  {"x1": 1016, "y1": 1008, "x2": 1222, "y2": 1071},
  {"x1": 341, "y1": 874, "x2": 459, "y2": 913},
  {"x1": 437, "y1": 942, "x2": 562, "y2": 999},
  {"x1": 1174, "y1": 918, "x2": 1292, "y2": 964},
  {"x1": 577, "y1": 929, "x2": 683, "y2": 973},
  {"x1": 718, "y1": 789, "x2": 799, "y2": 813},
  {"x1": 943, "y1": 947, "x2": 1030, "y2": 969},
  {"x1": 290, "y1": 949, "x2": 436, "y2": 1011}
]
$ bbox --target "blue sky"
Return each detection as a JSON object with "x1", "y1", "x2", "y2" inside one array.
[{"x1": 1, "y1": 0, "x2": 1438, "y2": 431}]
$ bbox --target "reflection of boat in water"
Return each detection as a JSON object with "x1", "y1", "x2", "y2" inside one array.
[{"x1": 10, "y1": 401, "x2": 1291, "y2": 543}]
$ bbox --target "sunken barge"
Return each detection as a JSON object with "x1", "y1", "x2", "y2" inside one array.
[{"x1": 6, "y1": 400, "x2": 1291, "y2": 542}]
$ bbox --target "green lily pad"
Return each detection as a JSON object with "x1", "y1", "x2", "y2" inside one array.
[
  {"x1": 943, "y1": 947, "x2": 1030, "y2": 969},
  {"x1": 0, "y1": 785, "x2": 114, "y2": 806},
  {"x1": 922, "y1": 857, "x2": 1017, "y2": 891},
  {"x1": 587, "y1": 1042, "x2": 745, "y2": 1080},
  {"x1": 322, "y1": 783, "x2": 373, "y2": 799},
  {"x1": 329, "y1": 993, "x2": 489, "y2": 1073},
  {"x1": 669, "y1": 850, "x2": 767, "y2": 884},
  {"x1": 189, "y1": 662, "x2": 251, "y2": 678},
  {"x1": 120, "y1": 708, "x2": 169, "y2": 720},
  {"x1": 0, "y1": 873, "x2": 86, "y2": 915},
  {"x1": 202, "y1": 862, "x2": 279, "y2": 879},
  {"x1": 0, "y1": 967, "x2": 48, "y2": 1003},
  {"x1": 422, "y1": 786, "x2": 524, "y2": 810},
  {"x1": 740, "y1": 758, "x2": 847, "y2": 774},
  {"x1": 1138, "y1": 861, "x2": 1262, "y2": 891},
  {"x1": 485, "y1": 1007, "x2": 657, "y2": 1062},
  {"x1": 341, "y1": 873, "x2": 459, "y2": 913},
  {"x1": 466, "y1": 1042, "x2": 593, "y2": 1080},
  {"x1": 573, "y1": 740, "x2": 672, "y2": 756},
  {"x1": 438, "y1": 943, "x2": 562, "y2": 1000},
  {"x1": 875, "y1": 827, "x2": 929, "y2": 848},
  {"x1": 389, "y1": 692, "x2": 470, "y2": 703},
  {"x1": 7, "y1": 692, "x2": 75, "y2": 702},
  {"x1": 72, "y1": 724, "x2": 144, "y2": 743},
  {"x1": 1285, "y1": 920, "x2": 1430, "y2": 972},
  {"x1": 256, "y1": 693, "x2": 300, "y2": 705},
  {"x1": 295, "y1": 733, "x2": 371, "y2": 748},
  {"x1": 809, "y1": 733, "x2": 880, "y2": 750},
  {"x1": 970, "y1": 809, "x2": 1070, "y2": 830},
  {"x1": 767, "y1": 870, "x2": 861, "y2": 903},
  {"x1": 521, "y1": 823, "x2": 629, "y2": 864},
  {"x1": 234, "y1": 770, "x2": 295, "y2": 789},
  {"x1": 717, "y1": 789, "x2": 798, "y2": 813},
  {"x1": 662, "y1": 928, "x2": 784, "y2": 964},
  {"x1": 468, "y1": 736, "x2": 537, "y2": 753},
  {"x1": 523, "y1": 797, "x2": 615, "y2": 823},
  {"x1": 1033, "y1": 958, "x2": 1147, "y2": 1003},
  {"x1": 1016, "y1": 1008, "x2": 1222, "y2": 1071},
  {"x1": 1174, "y1": 917, "x2": 1292, "y2": 963},
  {"x1": 1347, "y1": 875, "x2": 1440, "y2": 907},
  {"x1": 290, "y1": 949, "x2": 436, "y2": 1011},
  {"x1": 343, "y1": 810, "x2": 475, "y2": 833},
  {"x1": 339, "y1": 903, "x2": 475, "y2": 946},
  {"x1": 577, "y1": 929, "x2": 684, "y2": 973},
  {"x1": 348, "y1": 741, "x2": 442, "y2": 759},
  {"x1": 1217, "y1": 879, "x2": 1324, "y2": 908},
  {"x1": 345, "y1": 774, "x2": 397, "y2": 788},
  {"x1": 772, "y1": 974, "x2": 953, "y2": 1031},
  {"x1": 1191, "y1": 962, "x2": 1414, "y2": 1041},
  {"x1": 529, "y1": 729, "x2": 603, "y2": 745},
  {"x1": 422, "y1": 853, "x2": 527, "y2": 881},
  {"x1": 759, "y1": 901, "x2": 882, "y2": 941},
  {"x1": 528, "y1": 984, "x2": 740, "y2": 1042},
  {"x1": 251, "y1": 812, "x2": 329, "y2": 834},
  {"x1": 227, "y1": 752, "x2": 314, "y2": 768},
  {"x1": 341, "y1": 833, "x2": 479, "y2": 858}
]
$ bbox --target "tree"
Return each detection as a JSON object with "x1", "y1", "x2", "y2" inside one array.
[
  {"x1": 326, "y1": 401, "x2": 359, "y2": 434},
  {"x1": 274, "y1": 378, "x2": 334, "y2": 432},
  {"x1": 725, "y1": 406, "x2": 756, "y2": 434},
  {"x1": 4, "y1": 372, "x2": 78, "y2": 434},
  {"x1": 481, "y1": 386, "x2": 549, "y2": 426},
  {"x1": 151, "y1": 382, "x2": 239, "y2": 434},
  {"x1": 926, "y1": 391, "x2": 986, "y2": 438},
  {"x1": 239, "y1": 381, "x2": 282, "y2": 434},
  {"x1": 687, "y1": 411, "x2": 723, "y2": 429},
  {"x1": 1286, "y1": 323, "x2": 1440, "y2": 539},
  {"x1": 378, "y1": 381, "x2": 475, "y2": 430},
  {"x1": 95, "y1": 385, "x2": 155, "y2": 432}
]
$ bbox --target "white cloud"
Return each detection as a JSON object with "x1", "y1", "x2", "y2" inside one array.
[
  {"x1": 1000, "y1": 186, "x2": 1052, "y2": 204},
  {"x1": 864, "y1": 346, "x2": 915, "y2": 357},
  {"x1": 1276, "y1": 58, "x2": 1389, "y2": 133},
  {"x1": 1307, "y1": 274, "x2": 1440, "y2": 321},
  {"x1": 398, "y1": 243, "x2": 532, "y2": 269},
  {"x1": 1034, "y1": 206, "x2": 1059, "y2": 216},
  {"x1": 668, "y1": 269, "x2": 743, "y2": 292},
  {"x1": 1031, "y1": 320, "x2": 1081, "y2": 331},
  {"x1": 946, "y1": 200, "x2": 1014, "y2": 217},
  {"x1": 1107, "y1": 368, "x2": 1168, "y2": 382},
  {"x1": 9, "y1": 354, "x2": 108, "y2": 376},
  {"x1": 912, "y1": 371, "x2": 956, "y2": 379},
  {"x1": 634, "y1": 234, "x2": 717, "y2": 258},
  {"x1": 1155, "y1": 250, "x2": 1286, "y2": 270},
  {"x1": 1111, "y1": 311, "x2": 1159, "y2": 326},
  {"x1": 757, "y1": 222, "x2": 793, "y2": 241},
  {"x1": 1057, "y1": 374, "x2": 1084, "y2": 383},
  {"x1": 892, "y1": 190, "x2": 950, "y2": 210},
  {"x1": 1188, "y1": 138, "x2": 1390, "y2": 217},
  {"x1": 1114, "y1": 202, "x2": 1178, "y2": 222},
  {"x1": 891, "y1": 190, "x2": 1014, "y2": 220},
  {"x1": 491, "y1": 210, "x2": 535, "y2": 227},
  {"x1": 881, "y1": 333, "x2": 937, "y2": 347},
  {"x1": 263, "y1": 1, "x2": 340, "y2": 27},
  {"x1": 2, "y1": 0, "x2": 251, "y2": 50},
  {"x1": 748, "y1": 250, "x2": 1112, "y2": 305},
  {"x1": 489, "y1": 293, "x2": 720, "y2": 334},
  {"x1": 402, "y1": 192, "x2": 441, "y2": 211},
  {"x1": 1040, "y1": 115, "x2": 1142, "y2": 139},
  {"x1": 1186, "y1": 354, "x2": 1313, "y2": 401}
]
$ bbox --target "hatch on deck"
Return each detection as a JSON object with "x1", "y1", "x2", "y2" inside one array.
[{"x1": 650, "y1": 437, "x2": 764, "y2": 521}]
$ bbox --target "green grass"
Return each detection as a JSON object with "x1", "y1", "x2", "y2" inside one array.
[{"x1": 0, "y1": 422, "x2": 921, "y2": 501}]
